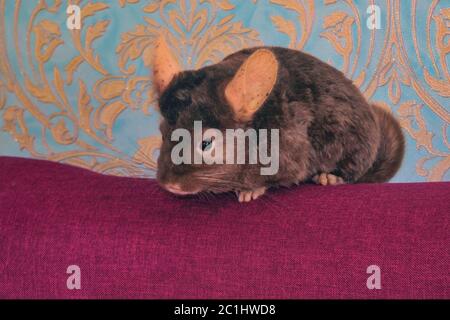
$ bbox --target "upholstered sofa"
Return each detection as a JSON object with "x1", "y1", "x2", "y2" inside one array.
[{"x1": 0, "y1": 156, "x2": 448, "y2": 299}]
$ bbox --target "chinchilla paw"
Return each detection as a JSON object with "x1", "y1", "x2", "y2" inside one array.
[
  {"x1": 312, "y1": 173, "x2": 345, "y2": 186},
  {"x1": 236, "y1": 187, "x2": 266, "y2": 202}
]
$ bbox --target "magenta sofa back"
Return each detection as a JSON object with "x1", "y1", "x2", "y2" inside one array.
[{"x1": 0, "y1": 157, "x2": 449, "y2": 299}]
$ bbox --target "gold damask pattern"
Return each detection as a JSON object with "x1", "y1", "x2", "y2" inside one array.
[{"x1": 0, "y1": 0, "x2": 448, "y2": 181}]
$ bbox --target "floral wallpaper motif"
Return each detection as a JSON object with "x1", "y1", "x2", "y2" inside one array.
[{"x1": 0, "y1": 0, "x2": 448, "y2": 181}]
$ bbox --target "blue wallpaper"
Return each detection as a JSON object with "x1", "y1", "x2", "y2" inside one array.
[{"x1": 0, "y1": 0, "x2": 448, "y2": 182}]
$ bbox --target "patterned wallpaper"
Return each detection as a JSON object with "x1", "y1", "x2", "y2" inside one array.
[{"x1": 0, "y1": 0, "x2": 448, "y2": 182}]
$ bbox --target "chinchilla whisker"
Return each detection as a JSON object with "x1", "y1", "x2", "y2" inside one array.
[
  {"x1": 201, "y1": 191, "x2": 214, "y2": 202},
  {"x1": 259, "y1": 196, "x2": 281, "y2": 213},
  {"x1": 196, "y1": 192, "x2": 207, "y2": 201},
  {"x1": 195, "y1": 176, "x2": 243, "y2": 189},
  {"x1": 265, "y1": 193, "x2": 294, "y2": 212}
]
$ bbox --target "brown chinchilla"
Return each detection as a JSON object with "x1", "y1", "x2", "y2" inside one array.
[{"x1": 153, "y1": 39, "x2": 405, "y2": 202}]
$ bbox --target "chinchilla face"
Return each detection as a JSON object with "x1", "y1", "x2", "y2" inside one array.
[
  {"x1": 152, "y1": 38, "x2": 278, "y2": 195},
  {"x1": 156, "y1": 70, "x2": 242, "y2": 195}
]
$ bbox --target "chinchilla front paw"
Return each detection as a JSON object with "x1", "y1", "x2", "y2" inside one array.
[{"x1": 236, "y1": 187, "x2": 266, "y2": 202}]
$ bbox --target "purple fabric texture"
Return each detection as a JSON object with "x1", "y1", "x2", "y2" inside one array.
[{"x1": 0, "y1": 156, "x2": 448, "y2": 299}]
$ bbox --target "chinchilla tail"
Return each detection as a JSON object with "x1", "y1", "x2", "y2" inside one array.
[{"x1": 357, "y1": 104, "x2": 405, "y2": 183}]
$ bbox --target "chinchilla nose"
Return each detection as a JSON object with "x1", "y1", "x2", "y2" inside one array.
[{"x1": 163, "y1": 183, "x2": 193, "y2": 195}]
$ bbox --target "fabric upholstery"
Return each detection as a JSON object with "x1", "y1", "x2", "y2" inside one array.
[{"x1": 0, "y1": 156, "x2": 448, "y2": 299}]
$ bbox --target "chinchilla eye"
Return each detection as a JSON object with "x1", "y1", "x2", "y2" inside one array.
[{"x1": 201, "y1": 138, "x2": 214, "y2": 152}]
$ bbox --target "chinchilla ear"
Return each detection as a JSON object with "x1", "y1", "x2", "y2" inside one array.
[
  {"x1": 224, "y1": 49, "x2": 278, "y2": 122},
  {"x1": 152, "y1": 36, "x2": 181, "y2": 94}
]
